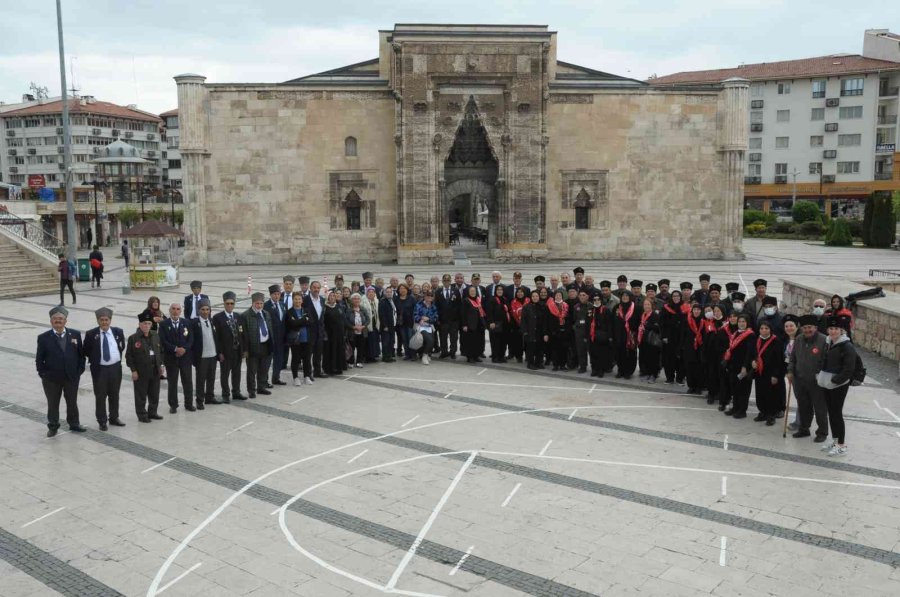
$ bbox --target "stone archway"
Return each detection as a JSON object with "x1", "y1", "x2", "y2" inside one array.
[{"x1": 444, "y1": 178, "x2": 497, "y2": 249}]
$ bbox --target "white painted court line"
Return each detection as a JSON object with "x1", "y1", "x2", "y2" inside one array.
[
  {"x1": 290, "y1": 395, "x2": 309, "y2": 405},
  {"x1": 568, "y1": 409, "x2": 578, "y2": 421},
  {"x1": 142, "y1": 457, "x2": 177, "y2": 474},
  {"x1": 443, "y1": 390, "x2": 455, "y2": 399},
  {"x1": 874, "y1": 399, "x2": 883, "y2": 410},
  {"x1": 401, "y1": 415, "x2": 420, "y2": 428},
  {"x1": 347, "y1": 449, "x2": 368, "y2": 464},
  {"x1": 895, "y1": 431, "x2": 900, "y2": 439},
  {"x1": 723, "y1": 435, "x2": 729, "y2": 451},
  {"x1": 721, "y1": 476, "x2": 727, "y2": 497},
  {"x1": 225, "y1": 421, "x2": 254, "y2": 435},
  {"x1": 738, "y1": 273, "x2": 749, "y2": 295},
  {"x1": 449, "y1": 546, "x2": 475, "y2": 576},
  {"x1": 356, "y1": 374, "x2": 689, "y2": 396},
  {"x1": 719, "y1": 536, "x2": 727, "y2": 566},
  {"x1": 343, "y1": 373, "x2": 359, "y2": 382},
  {"x1": 881, "y1": 407, "x2": 900, "y2": 424},
  {"x1": 476, "y1": 368, "x2": 487, "y2": 376},
  {"x1": 157, "y1": 562, "x2": 202, "y2": 594},
  {"x1": 384, "y1": 451, "x2": 478, "y2": 590},
  {"x1": 501, "y1": 483, "x2": 522, "y2": 508},
  {"x1": 22, "y1": 507, "x2": 66, "y2": 528},
  {"x1": 0, "y1": 404, "x2": 14, "y2": 410},
  {"x1": 589, "y1": 383, "x2": 596, "y2": 394},
  {"x1": 538, "y1": 440, "x2": 553, "y2": 456}
]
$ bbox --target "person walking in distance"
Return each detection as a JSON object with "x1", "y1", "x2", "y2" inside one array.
[{"x1": 58, "y1": 253, "x2": 76, "y2": 305}]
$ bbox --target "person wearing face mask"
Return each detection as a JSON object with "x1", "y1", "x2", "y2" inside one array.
[
  {"x1": 811, "y1": 299, "x2": 828, "y2": 334},
  {"x1": 703, "y1": 305, "x2": 728, "y2": 405},
  {"x1": 716, "y1": 310, "x2": 739, "y2": 411},
  {"x1": 787, "y1": 314, "x2": 829, "y2": 441},
  {"x1": 728, "y1": 291, "x2": 749, "y2": 327},
  {"x1": 755, "y1": 296, "x2": 784, "y2": 336},
  {"x1": 825, "y1": 294, "x2": 853, "y2": 341},
  {"x1": 660, "y1": 290, "x2": 685, "y2": 385},
  {"x1": 681, "y1": 303, "x2": 706, "y2": 395},
  {"x1": 751, "y1": 321, "x2": 784, "y2": 426},
  {"x1": 719, "y1": 282, "x2": 740, "y2": 313},
  {"x1": 722, "y1": 313, "x2": 756, "y2": 419},
  {"x1": 816, "y1": 317, "x2": 858, "y2": 456}
]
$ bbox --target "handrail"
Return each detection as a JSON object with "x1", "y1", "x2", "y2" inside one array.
[{"x1": 0, "y1": 206, "x2": 64, "y2": 259}]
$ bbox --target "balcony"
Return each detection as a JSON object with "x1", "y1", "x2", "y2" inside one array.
[
  {"x1": 880, "y1": 86, "x2": 900, "y2": 97},
  {"x1": 875, "y1": 171, "x2": 893, "y2": 180},
  {"x1": 774, "y1": 175, "x2": 788, "y2": 184},
  {"x1": 825, "y1": 123, "x2": 838, "y2": 132},
  {"x1": 876, "y1": 143, "x2": 896, "y2": 154},
  {"x1": 750, "y1": 100, "x2": 763, "y2": 109},
  {"x1": 744, "y1": 176, "x2": 761, "y2": 185},
  {"x1": 813, "y1": 91, "x2": 825, "y2": 99},
  {"x1": 748, "y1": 153, "x2": 762, "y2": 162},
  {"x1": 841, "y1": 89, "x2": 863, "y2": 97},
  {"x1": 877, "y1": 115, "x2": 898, "y2": 125}
]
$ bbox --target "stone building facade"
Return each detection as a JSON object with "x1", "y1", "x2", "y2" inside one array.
[{"x1": 176, "y1": 24, "x2": 748, "y2": 265}]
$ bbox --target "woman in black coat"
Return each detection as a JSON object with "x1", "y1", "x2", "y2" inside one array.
[
  {"x1": 612, "y1": 291, "x2": 642, "y2": 379},
  {"x1": 660, "y1": 290, "x2": 686, "y2": 384},
  {"x1": 322, "y1": 291, "x2": 347, "y2": 375},
  {"x1": 637, "y1": 297, "x2": 661, "y2": 382},
  {"x1": 378, "y1": 288, "x2": 398, "y2": 362},
  {"x1": 751, "y1": 319, "x2": 784, "y2": 426},
  {"x1": 818, "y1": 318, "x2": 857, "y2": 456},
  {"x1": 546, "y1": 290, "x2": 571, "y2": 371},
  {"x1": 394, "y1": 284, "x2": 416, "y2": 361},
  {"x1": 703, "y1": 304, "x2": 728, "y2": 405},
  {"x1": 521, "y1": 290, "x2": 547, "y2": 370},
  {"x1": 460, "y1": 285, "x2": 486, "y2": 363},
  {"x1": 723, "y1": 313, "x2": 756, "y2": 419},
  {"x1": 681, "y1": 303, "x2": 706, "y2": 395},
  {"x1": 485, "y1": 285, "x2": 510, "y2": 363},
  {"x1": 589, "y1": 295, "x2": 614, "y2": 377},
  {"x1": 507, "y1": 287, "x2": 529, "y2": 363},
  {"x1": 284, "y1": 293, "x2": 312, "y2": 383}
]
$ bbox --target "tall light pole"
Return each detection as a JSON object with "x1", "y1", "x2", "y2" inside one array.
[
  {"x1": 56, "y1": 0, "x2": 76, "y2": 260},
  {"x1": 789, "y1": 167, "x2": 801, "y2": 211}
]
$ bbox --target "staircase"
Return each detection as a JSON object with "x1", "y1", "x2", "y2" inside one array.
[{"x1": 0, "y1": 209, "x2": 63, "y2": 300}]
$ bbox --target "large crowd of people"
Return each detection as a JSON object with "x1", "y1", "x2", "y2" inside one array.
[{"x1": 35, "y1": 269, "x2": 861, "y2": 457}]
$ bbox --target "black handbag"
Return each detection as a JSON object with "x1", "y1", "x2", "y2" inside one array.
[{"x1": 645, "y1": 329, "x2": 663, "y2": 348}]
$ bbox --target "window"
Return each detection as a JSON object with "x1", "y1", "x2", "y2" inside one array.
[
  {"x1": 775, "y1": 137, "x2": 789, "y2": 149},
  {"x1": 24, "y1": 118, "x2": 41, "y2": 128},
  {"x1": 5, "y1": 118, "x2": 22, "y2": 129},
  {"x1": 344, "y1": 136, "x2": 357, "y2": 157},
  {"x1": 811, "y1": 108, "x2": 825, "y2": 121},
  {"x1": 777, "y1": 82, "x2": 791, "y2": 95},
  {"x1": 750, "y1": 84, "x2": 764, "y2": 97},
  {"x1": 26, "y1": 138, "x2": 43, "y2": 146},
  {"x1": 13, "y1": 156, "x2": 24, "y2": 165},
  {"x1": 837, "y1": 161, "x2": 860, "y2": 174},
  {"x1": 165, "y1": 116, "x2": 179, "y2": 129},
  {"x1": 344, "y1": 189, "x2": 362, "y2": 230},
  {"x1": 6, "y1": 138, "x2": 23, "y2": 147},
  {"x1": 812, "y1": 79, "x2": 826, "y2": 98},
  {"x1": 168, "y1": 159, "x2": 182, "y2": 169},
  {"x1": 810, "y1": 136, "x2": 824, "y2": 147},
  {"x1": 775, "y1": 163, "x2": 788, "y2": 175},
  {"x1": 44, "y1": 136, "x2": 59, "y2": 145},
  {"x1": 809, "y1": 162, "x2": 822, "y2": 174},
  {"x1": 839, "y1": 106, "x2": 863, "y2": 119},
  {"x1": 837, "y1": 134, "x2": 861, "y2": 146},
  {"x1": 574, "y1": 207, "x2": 590, "y2": 230},
  {"x1": 748, "y1": 163, "x2": 761, "y2": 176},
  {"x1": 776, "y1": 110, "x2": 790, "y2": 123},
  {"x1": 750, "y1": 111, "x2": 763, "y2": 123},
  {"x1": 749, "y1": 138, "x2": 762, "y2": 149},
  {"x1": 840, "y1": 77, "x2": 864, "y2": 96}
]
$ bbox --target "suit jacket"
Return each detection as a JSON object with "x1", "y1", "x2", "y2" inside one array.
[
  {"x1": 302, "y1": 294, "x2": 326, "y2": 342},
  {"x1": 504, "y1": 284, "x2": 531, "y2": 301},
  {"x1": 212, "y1": 310, "x2": 244, "y2": 357},
  {"x1": 744, "y1": 295, "x2": 767, "y2": 323},
  {"x1": 435, "y1": 285, "x2": 462, "y2": 324},
  {"x1": 485, "y1": 283, "x2": 504, "y2": 300},
  {"x1": 263, "y1": 299, "x2": 286, "y2": 344},
  {"x1": 159, "y1": 317, "x2": 194, "y2": 361},
  {"x1": 125, "y1": 330, "x2": 162, "y2": 375},
  {"x1": 36, "y1": 328, "x2": 84, "y2": 383},
  {"x1": 183, "y1": 293, "x2": 210, "y2": 320},
  {"x1": 190, "y1": 317, "x2": 219, "y2": 365},
  {"x1": 83, "y1": 326, "x2": 126, "y2": 374},
  {"x1": 241, "y1": 308, "x2": 273, "y2": 356},
  {"x1": 468, "y1": 284, "x2": 486, "y2": 299}
]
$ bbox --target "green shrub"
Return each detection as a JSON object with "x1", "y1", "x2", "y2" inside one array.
[
  {"x1": 792, "y1": 200, "x2": 821, "y2": 224},
  {"x1": 893, "y1": 191, "x2": 900, "y2": 224},
  {"x1": 846, "y1": 219, "x2": 863, "y2": 239},
  {"x1": 862, "y1": 194, "x2": 874, "y2": 245},
  {"x1": 797, "y1": 220, "x2": 824, "y2": 236},
  {"x1": 743, "y1": 209, "x2": 776, "y2": 227},
  {"x1": 772, "y1": 221, "x2": 795, "y2": 234},
  {"x1": 825, "y1": 218, "x2": 853, "y2": 246},
  {"x1": 744, "y1": 222, "x2": 767, "y2": 236},
  {"x1": 870, "y1": 192, "x2": 897, "y2": 247}
]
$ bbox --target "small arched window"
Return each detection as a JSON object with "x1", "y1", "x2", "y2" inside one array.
[
  {"x1": 344, "y1": 136, "x2": 358, "y2": 157},
  {"x1": 573, "y1": 188, "x2": 592, "y2": 230},
  {"x1": 345, "y1": 189, "x2": 362, "y2": 230}
]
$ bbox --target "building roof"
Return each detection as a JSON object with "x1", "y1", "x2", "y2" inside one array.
[
  {"x1": 92, "y1": 140, "x2": 152, "y2": 164},
  {"x1": 0, "y1": 98, "x2": 162, "y2": 122},
  {"x1": 159, "y1": 108, "x2": 178, "y2": 118},
  {"x1": 121, "y1": 219, "x2": 183, "y2": 238},
  {"x1": 651, "y1": 54, "x2": 900, "y2": 85}
]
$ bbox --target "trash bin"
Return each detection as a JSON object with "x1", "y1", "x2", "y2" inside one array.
[{"x1": 77, "y1": 258, "x2": 90, "y2": 282}]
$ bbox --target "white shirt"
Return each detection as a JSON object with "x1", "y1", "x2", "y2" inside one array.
[
  {"x1": 310, "y1": 294, "x2": 322, "y2": 318},
  {"x1": 99, "y1": 328, "x2": 121, "y2": 365},
  {"x1": 190, "y1": 294, "x2": 200, "y2": 319},
  {"x1": 199, "y1": 317, "x2": 216, "y2": 358},
  {"x1": 253, "y1": 308, "x2": 269, "y2": 343}
]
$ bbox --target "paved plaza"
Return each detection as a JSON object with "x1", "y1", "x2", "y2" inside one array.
[{"x1": 1, "y1": 239, "x2": 899, "y2": 597}]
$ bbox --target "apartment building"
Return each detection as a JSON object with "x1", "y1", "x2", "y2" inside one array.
[
  {"x1": 160, "y1": 108, "x2": 181, "y2": 194},
  {"x1": 653, "y1": 29, "x2": 900, "y2": 217}
]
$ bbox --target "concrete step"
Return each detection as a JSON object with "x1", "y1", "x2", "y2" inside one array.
[
  {"x1": 0, "y1": 285, "x2": 59, "y2": 300},
  {"x1": 0, "y1": 235, "x2": 64, "y2": 299}
]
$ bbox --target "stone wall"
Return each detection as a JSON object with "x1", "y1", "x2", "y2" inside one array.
[{"x1": 782, "y1": 277, "x2": 900, "y2": 361}]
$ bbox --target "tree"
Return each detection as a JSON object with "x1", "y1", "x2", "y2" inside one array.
[
  {"x1": 792, "y1": 200, "x2": 821, "y2": 224},
  {"x1": 870, "y1": 192, "x2": 896, "y2": 247},
  {"x1": 825, "y1": 218, "x2": 853, "y2": 246},
  {"x1": 862, "y1": 193, "x2": 875, "y2": 246},
  {"x1": 118, "y1": 207, "x2": 140, "y2": 228}
]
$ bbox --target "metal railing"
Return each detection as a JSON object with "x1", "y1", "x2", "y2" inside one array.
[
  {"x1": 877, "y1": 115, "x2": 898, "y2": 125},
  {"x1": 879, "y1": 86, "x2": 899, "y2": 97},
  {"x1": 869, "y1": 269, "x2": 900, "y2": 277},
  {"x1": 0, "y1": 206, "x2": 64, "y2": 259},
  {"x1": 875, "y1": 171, "x2": 894, "y2": 180}
]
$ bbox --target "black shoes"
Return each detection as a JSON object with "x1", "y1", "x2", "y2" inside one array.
[
  {"x1": 138, "y1": 416, "x2": 151, "y2": 423},
  {"x1": 315, "y1": 372, "x2": 329, "y2": 379},
  {"x1": 110, "y1": 419, "x2": 126, "y2": 427},
  {"x1": 205, "y1": 398, "x2": 223, "y2": 405},
  {"x1": 196, "y1": 403, "x2": 205, "y2": 410},
  {"x1": 724, "y1": 408, "x2": 734, "y2": 416},
  {"x1": 47, "y1": 428, "x2": 57, "y2": 437},
  {"x1": 258, "y1": 389, "x2": 272, "y2": 395},
  {"x1": 248, "y1": 394, "x2": 256, "y2": 399},
  {"x1": 733, "y1": 412, "x2": 747, "y2": 419},
  {"x1": 234, "y1": 395, "x2": 248, "y2": 401},
  {"x1": 265, "y1": 383, "x2": 275, "y2": 389},
  {"x1": 792, "y1": 430, "x2": 811, "y2": 438},
  {"x1": 185, "y1": 405, "x2": 197, "y2": 412},
  {"x1": 753, "y1": 413, "x2": 767, "y2": 422},
  {"x1": 170, "y1": 407, "x2": 178, "y2": 414},
  {"x1": 813, "y1": 435, "x2": 828, "y2": 443},
  {"x1": 99, "y1": 423, "x2": 109, "y2": 431},
  {"x1": 70, "y1": 425, "x2": 87, "y2": 432},
  {"x1": 273, "y1": 380, "x2": 287, "y2": 386}
]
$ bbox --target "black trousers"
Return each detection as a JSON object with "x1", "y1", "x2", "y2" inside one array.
[
  {"x1": 730, "y1": 371, "x2": 753, "y2": 414},
  {"x1": 489, "y1": 329, "x2": 507, "y2": 362},
  {"x1": 59, "y1": 279, "x2": 76, "y2": 304},
  {"x1": 508, "y1": 327, "x2": 524, "y2": 361},
  {"x1": 92, "y1": 364, "x2": 122, "y2": 423},
  {"x1": 133, "y1": 368, "x2": 160, "y2": 417},
  {"x1": 590, "y1": 341, "x2": 612, "y2": 375},
  {"x1": 42, "y1": 378, "x2": 80, "y2": 430},
  {"x1": 705, "y1": 357, "x2": 721, "y2": 399},
  {"x1": 825, "y1": 384, "x2": 849, "y2": 443},
  {"x1": 310, "y1": 335, "x2": 324, "y2": 375},
  {"x1": 615, "y1": 345, "x2": 638, "y2": 377},
  {"x1": 525, "y1": 339, "x2": 542, "y2": 367},
  {"x1": 219, "y1": 351, "x2": 242, "y2": 399},
  {"x1": 638, "y1": 344, "x2": 661, "y2": 377},
  {"x1": 349, "y1": 334, "x2": 366, "y2": 364},
  {"x1": 794, "y1": 377, "x2": 828, "y2": 436},
  {"x1": 460, "y1": 327, "x2": 484, "y2": 359},
  {"x1": 573, "y1": 327, "x2": 589, "y2": 370},
  {"x1": 439, "y1": 321, "x2": 459, "y2": 356},
  {"x1": 290, "y1": 343, "x2": 312, "y2": 379},
  {"x1": 662, "y1": 342, "x2": 681, "y2": 382},
  {"x1": 246, "y1": 345, "x2": 270, "y2": 396},
  {"x1": 91, "y1": 267, "x2": 102, "y2": 287},
  {"x1": 381, "y1": 330, "x2": 395, "y2": 358},
  {"x1": 269, "y1": 340, "x2": 285, "y2": 383},
  {"x1": 165, "y1": 356, "x2": 193, "y2": 408},
  {"x1": 550, "y1": 334, "x2": 568, "y2": 368},
  {"x1": 195, "y1": 357, "x2": 217, "y2": 402},
  {"x1": 684, "y1": 353, "x2": 704, "y2": 390},
  {"x1": 755, "y1": 376, "x2": 780, "y2": 417}
]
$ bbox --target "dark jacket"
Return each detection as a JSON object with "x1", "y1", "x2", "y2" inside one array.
[
  {"x1": 378, "y1": 296, "x2": 398, "y2": 333},
  {"x1": 190, "y1": 317, "x2": 219, "y2": 365},
  {"x1": 591, "y1": 305, "x2": 614, "y2": 345},
  {"x1": 83, "y1": 326, "x2": 126, "y2": 374},
  {"x1": 435, "y1": 285, "x2": 462, "y2": 324},
  {"x1": 241, "y1": 308, "x2": 273, "y2": 356},
  {"x1": 125, "y1": 330, "x2": 162, "y2": 375},
  {"x1": 393, "y1": 294, "x2": 416, "y2": 328},
  {"x1": 484, "y1": 295, "x2": 511, "y2": 332},
  {"x1": 754, "y1": 334, "x2": 785, "y2": 379},
  {"x1": 159, "y1": 317, "x2": 194, "y2": 361},
  {"x1": 302, "y1": 294, "x2": 326, "y2": 342},
  {"x1": 212, "y1": 310, "x2": 244, "y2": 357},
  {"x1": 263, "y1": 299, "x2": 286, "y2": 345},
  {"x1": 638, "y1": 311, "x2": 661, "y2": 348},
  {"x1": 461, "y1": 296, "x2": 486, "y2": 331},
  {"x1": 612, "y1": 301, "x2": 643, "y2": 348},
  {"x1": 284, "y1": 306, "x2": 311, "y2": 345},
  {"x1": 503, "y1": 284, "x2": 531, "y2": 301},
  {"x1": 183, "y1": 293, "x2": 210, "y2": 320},
  {"x1": 36, "y1": 328, "x2": 84, "y2": 383},
  {"x1": 788, "y1": 331, "x2": 827, "y2": 381},
  {"x1": 344, "y1": 307, "x2": 370, "y2": 337},
  {"x1": 725, "y1": 329, "x2": 757, "y2": 373},
  {"x1": 520, "y1": 301, "x2": 546, "y2": 341},
  {"x1": 822, "y1": 336, "x2": 856, "y2": 386},
  {"x1": 659, "y1": 303, "x2": 685, "y2": 348}
]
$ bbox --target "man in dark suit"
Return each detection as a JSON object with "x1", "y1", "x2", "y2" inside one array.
[
  {"x1": 159, "y1": 302, "x2": 194, "y2": 413},
  {"x1": 83, "y1": 307, "x2": 126, "y2": 430},
  {"x1": 504, "y1": 271, "x2": 531, "y2": 301},
  {"x1": 35, "y1": 306, "x2": 86, "y2": 437},
  {"x1": 303, "y1": 281, "x2": 327, "y2": 379},
  {"x1": 469, "y1": 273, "x2": 485, "y2": 299},
  {"x1": 264, "y1": 284, "x2": 286, "y2": 386},
  {"x1": 126, "y1": 313, "x2": 163, "y2": 423},
  {"x1": 486, "y1": 271, "x2": 504, "y2": 299},
  {"x1": 191, "y1": 299, "x2": 220, "y2": 408},
  {"x1": 280, "y1": 276, "x2": 295, "y2": 370},
  {"x1": 242, "y1": 292, "x2": 273, "y2": 397},
  {"x1": 436, "y1": 273, "x2": 462, "y2": 358},
  {"x1": 183, "y1": 280, "x2": 209, "y2": 320},
  {"x1": 213, "y1": 291, "x2": 245, "y2": 402}
]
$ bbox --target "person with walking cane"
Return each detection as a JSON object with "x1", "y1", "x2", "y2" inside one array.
[{"x1": 787, "y1": 315, "x2": 828, "y2": 441}]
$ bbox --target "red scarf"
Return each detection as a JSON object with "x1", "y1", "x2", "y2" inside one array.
[
  {"x1": 755, "y1": 334, "x2": 776, "y2": 376},
  {"x1": 663, "y1": 304, "x2": 679, "y2": 315},
  {"x1": 680, "y1": 303, "x2": 691, "y2": 314},
  {"x1": 495, "y1": 296, "x2": 510, "y2": 322},
  {"x1": 637, "y1": 310, "x2": 653, "y2": 345},
  {"x1": 468, "y1": 296, "x2": 485, "y2": 318},
  {"x1": 590, "y1": 305, "x2": 605, "y2": 342},
  {"x1": 618, "y1": 301, "x2": 636, "y2": 350},
  {"x1": 723, "y1": 329, "x2": 754, "y2": 361},
  {"x1": 721, "y1": 324, "x2": 737, "y2": 343},
  {"x1": 686, "y1": 315, "x2": 704, "y2": 349},
  {"x1": 703, "y1": 318, "x2": 718, "y2": 335},
  {"x1": 547, "y1": 299, "x2": 569, "y2": 325},
  {"x1": 510, "y1": 298, "x2": 528, "y2": 324}
]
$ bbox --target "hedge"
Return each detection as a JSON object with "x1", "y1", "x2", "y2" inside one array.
[
  {"x1": 825, "y1": 218, "x2": 853, "y2": 246},
  {"x1": 792, "y1": 200, "x2": 821, "y2": 224},
  {"x1": 743, "y1": 209, "x2": 776, "y2": 227},
  {"x1": 869, "y1": 192, "x2": 896, "y2": 247}
]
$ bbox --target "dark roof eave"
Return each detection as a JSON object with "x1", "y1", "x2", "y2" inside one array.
[{"x1": 282, "y1": 58, "x2": 380, "y2": 84}]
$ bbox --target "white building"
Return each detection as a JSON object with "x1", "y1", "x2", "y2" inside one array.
[
  {"x1": 160, "y1": 108, "x2": 182, "y2": 196},
  {"x1": 653, "y1": 29, "x2": 900, "y2": 216}
]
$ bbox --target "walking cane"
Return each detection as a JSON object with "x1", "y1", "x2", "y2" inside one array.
[{"x1": 782, "y1": 378, "x2": 794, "y2": 438}]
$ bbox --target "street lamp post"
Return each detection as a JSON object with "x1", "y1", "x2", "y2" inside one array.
[
  {"x1": 789, "y1": 168, "x2": 801, "y2": 211},
  {"x1": 56, "y1": 0, "x2": 76, "y2": 259},
  {"x1": 169, "y1": 184, "x2": 176, "y2": 226}
]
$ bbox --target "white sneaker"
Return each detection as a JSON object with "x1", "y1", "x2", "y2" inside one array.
[
  {"x1": 827, "y1": 444, "x2": 847, "y2": 457},
  {"x1": 820, "y1": 440, "x2": 836, "y2": 452},
  {"x1": 293, "y1": 377, "x2": 302, "y2": 387},
  {"x1": 305, "y1": 377, "x2": 314, "y2": 385},
  {"x1": 355, "y1": 363, "x2": 364, "y2": 368},
  {"x1": 422, "y1": 355, "x2": 430, "y2": 365}
]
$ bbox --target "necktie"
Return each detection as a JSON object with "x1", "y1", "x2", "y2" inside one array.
[
  {"x1": 102, "y1": 331, "x2": 110, "y2": 361},
  {"x1": 445, "y1": 289, "x2": 449, "y2": 300},
  {"x1": 257, "y1": 311, "x2": 268, "y2": 337},
  {"x1": 204, "y1": 320, "x2": 209, "y2": 328}
]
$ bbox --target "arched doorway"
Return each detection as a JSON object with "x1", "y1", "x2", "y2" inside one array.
[{"x1": 444, "y1": 97, "x2": 499, "y2": 250}]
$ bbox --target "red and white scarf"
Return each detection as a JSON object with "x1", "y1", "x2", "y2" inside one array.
[
  {"x1": 547, "y1": 299, "x2": 569, "y2": 325},
  {"x1": 755, "y1": 334, "x2": 776, "y2": 376},
  {"x1": 618, "y1": 301, "x2": 636, "y2": 350},
  {"x1": 510, "y1": 298, "x2": 528, "y2": 325},
  {"x1": 686, "y1": 315, "x2": 704, "y2": 350},
  {"x1": 468, "y1": 296, "x2": 485, "y2": 318},
  {"x1": 637, "y1": 310, "x2": 653, "y2": 345},
  {"x1": 495, "y1": 296, "x2": 510, "y2": 323},
  {"x1": 723, "y1": 328, "x2": 754, "y2": 362}
]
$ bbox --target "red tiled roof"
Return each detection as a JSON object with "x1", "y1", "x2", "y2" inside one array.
[
  {"x1": 651, "y1": 54, "x2": 900, "y2": 85},
  {"x1": 0, "y1": 98, "x2": 162, "y2": 122},
  {"x1": 159, "y1": 108, "x2": 178, "y2": 118}
]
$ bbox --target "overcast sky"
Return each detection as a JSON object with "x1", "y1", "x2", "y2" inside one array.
[{"x1": 1, "y1": 0, "x2": 895, "y2": 115}]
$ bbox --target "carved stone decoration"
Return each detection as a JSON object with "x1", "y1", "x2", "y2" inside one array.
[
  {"x1": 517, "y1": 103, "x2": 531, "y2": 114},
  {"x1": 446, "y1": 101, "x2": 461, "y2": 113},
  {"x1": 501, "y1": 133, "x2": 512, "y2": 147},
  {"x1": 573, "y1": 187, "x2": 594, "y2": 208},
  {"x1": 392, "y1": 90, "x2": 402, "y2": 101},
  {"x1": 482, "y1": 101, "x2": 495, "y2": 112},
  {"x1": 541, "y1": 135, "x2": 550, "y2": 146},
  {"x1": 394, "y1": 134, "x2": 402, "y2": 147},
  {"x1": 413, "y1": 102, "x2": 428, "y2": 114},
  {"x1": 466, "y1": 58, "x2": 477, "y2": 72},
  {"x1": 445, "y1": 98, "x2": 497, "y2": 166},
  {"x1": 432, "y1": 133, "x2": 443, "y2": 152}
]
